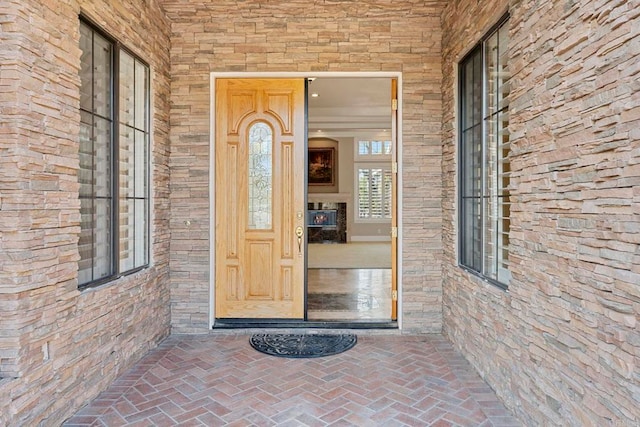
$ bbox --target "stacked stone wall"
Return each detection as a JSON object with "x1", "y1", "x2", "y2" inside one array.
[
  {"x1": 0, "y1": 0, "x2": 171, "y2": 425},
  {"x1": 162, "y1": 0, "x2": 447, "y2": 333},
  {"x1": 442, "y1": 0, "x2": 639, "y2": 424}
]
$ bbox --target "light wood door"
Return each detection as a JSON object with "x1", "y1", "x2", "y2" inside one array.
[{"x1": 215, "y1": 78, "x2": 305, "y2": 319}]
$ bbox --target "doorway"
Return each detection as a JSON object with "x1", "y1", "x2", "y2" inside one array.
[
  {"x1": 305, "y1": 77, "x2": 397, "y2": 322},
  {"x1": 210, "y1": 72, "x2": 401, "y2": 327}
]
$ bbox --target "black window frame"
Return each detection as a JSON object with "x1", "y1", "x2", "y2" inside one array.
[
  {"x1": 78, "y1": 16, "x2": 150, "y2": 289},
  {"x1": 458, "y1": 14, "x2": 511, "y2": 290}
]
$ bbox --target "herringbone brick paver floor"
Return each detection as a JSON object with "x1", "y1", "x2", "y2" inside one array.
[{"x1": 63, "y1": 333, "x2": 521, "y2": 426}]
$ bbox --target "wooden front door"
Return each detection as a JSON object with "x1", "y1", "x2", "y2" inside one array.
[{"x1": 215, "y1": 78, "x2": 306, "y2": 319}]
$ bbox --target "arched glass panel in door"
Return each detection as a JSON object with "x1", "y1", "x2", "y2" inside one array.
[{"x1": 248, "y1": 122, "x2": 273, "y2": 229}]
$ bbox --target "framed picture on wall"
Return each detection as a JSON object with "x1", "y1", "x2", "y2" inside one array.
[{"x1": 308, "y1": 147, "x2": 335, "y2": 185}]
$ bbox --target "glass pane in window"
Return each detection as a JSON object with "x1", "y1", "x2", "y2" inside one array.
[
  {"x1": 78, "y1": 198, "x2": 93, "y2": 284},
  {"x1": 79, "y1": 111, "x2": 93, "y2": 197},
  {"x1": 119, "y1": 124, "x2": 134, "y2": 198},
  {"x1": 498, "y1": 27, "x2": 510, "y2": 111},
  {"x1": 370, "y1": 169, "x2": 383, "y2": 218},
  {"x1": 93, "y1": 33, "x2": 112, "y2": 117},
  {"x1": 120, "y1": 51, "x2": 135, "y2": 127},
  {"x1": 472, "y1": 51, "x2": 483, "y2": 126},
  {"x1": 358, "y1": 168, "x2": 370, "y2": 218},
  {"x1": 371, "y1": 141, "x2": 383, "y2": 155},
  {"x1": 462, "y1": 50, "x2": 481, "y2": 131},
  {"x1": 461, "y1": 127, "x2": 482, "y2": 198},
  {"x1": 248, "y1": 122, "x2": 272, "y2": 229},
  {"x1": 94, "y1": 198, "x2": 112, "y2": 279},
  {"x1": 94, "y1": 116, "x2": 111, "y2": 198},
  {"x1": 134, "y1": 130, "x2": 147, "y2": 198},
  {"x1": 383, "y1": 141, "x2": 392, "y2": 155},
  {"x1": 484, "y1": 20, "x2": 511, "y2": 285},
  {"x1": 358, "y1": 141, "x2": 370, "y2": 155},
  {"x1": 119, "y1": 199, "x2": 134, "y2": 272},
  {"x1": 461, "y1": 196, "x2": 482, "y2": 271},
  {"x1": 383, "y1": 170, "x2": 393, "y2": 218},
  {"x1": 79, "y1": 23, "x2": 93, "y2": 112},
  {"x1": 134, "y1": 60, "x2": 148, "y2": 131},
  {"x1": 135, "y1": 199, "x2": 148, "y2": 266}
]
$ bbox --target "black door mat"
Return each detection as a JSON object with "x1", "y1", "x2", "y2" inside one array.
[{"x1": 249, "y1": 333, "x2": 357, "y2": 358}]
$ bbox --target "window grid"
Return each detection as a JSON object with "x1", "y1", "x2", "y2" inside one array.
[
  {"x1": 79, "y1": 18, "x2": 150, "y2": 288},
  {"x1": 459, "y1": 15, "x2": 510, "y2": 287},
  {"x1": 357, "y1": 165, "x2": 392, "y2": 221}
]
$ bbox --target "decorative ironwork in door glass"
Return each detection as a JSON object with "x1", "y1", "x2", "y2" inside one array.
[{"x1": 248, "y1": 122, "x2": 273, "y2": 229}]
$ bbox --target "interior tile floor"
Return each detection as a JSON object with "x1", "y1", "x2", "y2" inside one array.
[
  {"x1": 307, "y1": 269, "x2": 392, "y2": 321},
  {"x1": 64, "y1": 333, "x2": 521, "y2": 426}
]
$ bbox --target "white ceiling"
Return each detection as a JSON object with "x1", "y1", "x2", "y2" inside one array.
[{"x1": 307, "y1": 77, "x2": 392, "y2": 135}]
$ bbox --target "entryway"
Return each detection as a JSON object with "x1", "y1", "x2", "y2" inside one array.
[{"x1": 210, "y1": 72, "x2": 401, "y2": 328}]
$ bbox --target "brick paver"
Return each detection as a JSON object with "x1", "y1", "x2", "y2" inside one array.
[{"x1": 64, "y1": 334, "x2": 521, "y2": 426}]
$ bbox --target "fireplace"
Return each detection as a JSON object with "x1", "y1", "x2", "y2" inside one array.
[{"x1": 307, "y1": 202, "x2": 347, "y2": 243}]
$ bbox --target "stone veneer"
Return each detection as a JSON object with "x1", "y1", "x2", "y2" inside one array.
[
  {"x1": 442, "y1": 0, "x2": 639, "y2": 425},
  {"x1": 162, "y1": 0, "x2": 446, "y2": 333},
  {"x1": 2, "y1": 0, "x2": 638, "y2": 425},
  {"x1": 0, "y1": 0, "x2": 171, "y2": 425}
]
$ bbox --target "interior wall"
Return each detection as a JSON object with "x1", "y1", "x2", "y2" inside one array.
[
  {"x1": 441, "y1": 0, "x2": 640, "y2": 424},
  {"x1": 308, "y1": 136, "x2": 391, "y2": 240},
  {"x1": 164, "y1": 0, "x2": 446, "y2": 333},
  {"x1": 0, "y1": 0, "x2": 172, "y2": 425}
]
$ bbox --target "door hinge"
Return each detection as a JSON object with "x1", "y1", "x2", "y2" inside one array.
[
  {"x1": 392, "y1": 162, "x2": 398, "y2": 174},
  {"x1": 392, "y1": 99, "x2": 398, "y2": 111},
  {"x1": 392, "y1": 290, "x2": 398, "y2": 301},
  {"x1": 391, "y1": 227, "x2": 398, "y2": 238}
]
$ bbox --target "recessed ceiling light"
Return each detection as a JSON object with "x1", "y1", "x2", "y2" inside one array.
[{"x1": 311, "y1": 92, "x2": 319, "y2": 97}]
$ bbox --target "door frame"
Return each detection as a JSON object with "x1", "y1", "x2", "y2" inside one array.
[{"x1": 209, "y1": 71, "x2": 404, "y2": 329}]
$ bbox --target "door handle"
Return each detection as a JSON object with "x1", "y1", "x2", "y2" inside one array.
[{"x1": 295, "y1": 226, "x2": 304, "y2": 255}]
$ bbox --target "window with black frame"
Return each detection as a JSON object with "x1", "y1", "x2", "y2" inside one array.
[
  {"x1": 78, "y1": 19, "x2": 150, "y2": 287},
  {"x1": 459, "y1": 15, "x2": 511, "y2": 288}
]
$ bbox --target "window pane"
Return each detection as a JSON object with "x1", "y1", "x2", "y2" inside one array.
[
  {"x1": 119, "y1": 53, "x2": 150, "y2": 273},
  {"x1": 79, "y1": 111, "x2": 93, "y2": 197},
  {"x1": 357, "y1": 166, "x2": 392, "y2": 220},
  {"x1": 134, "y1": 59, "x2": 148, "y2": 130},
  {"x1": 120, "y1": 51, "x2": 135, "y2": 127},
  {"x1": 79, "y1": 23, "x2": 93, "y2": 112},
  {"x1": 383, "y1": 170, "x2": 393, "y2": 218},
  {"x1": 119, "y1": 199, "x2": 135, "y2": 272},
  {"x1": 93, "y1": 33, "x2": 112, "y2": 117},
  {"x1": 248, "y1": 122, "x2": 272, "y2": 229},
  {"x1": 371, "y1": 141, "x2": 382, "y2": 155},
  {"x1": 79, "y1": 22, "x2": 114, "y2": 286},
  {"x1": 122, "y1": 124, "x2": 135, "y2": 195},
  {"x1": 370, "y1": 169, "x2": 383, "y2": 218},
  {"x1": 94, "y1": 117, "x2": 111, "y2": 198},
  {"x1": 461, "y1": 196, "x2": 482, "y2": 270},
  {"x1": 78, "y1": 198, "x2": 93, "y2": 284},
  {"x1": 358, "y1": 169, "x2": 370, "y2": 218},
  {"x1": 135, "y1": 199, "x2": 148, "y2": 266},
  {"x1": 134, "y1": 130, "x2": 147, "y2": 198},
  {"x1": 358, "y1": 141, "x2": 370, "y2": 155},
  {"x1": 94, "y1": 198, "x2": 112, "y2": 280}
]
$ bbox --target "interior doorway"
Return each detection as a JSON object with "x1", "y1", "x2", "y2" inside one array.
[
  {"x1": 305, "y1": 77, "x2": 397, "y2": 322},
  {"x1": 209, "y1": 72, "x2": 401, "y2": 328}
]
